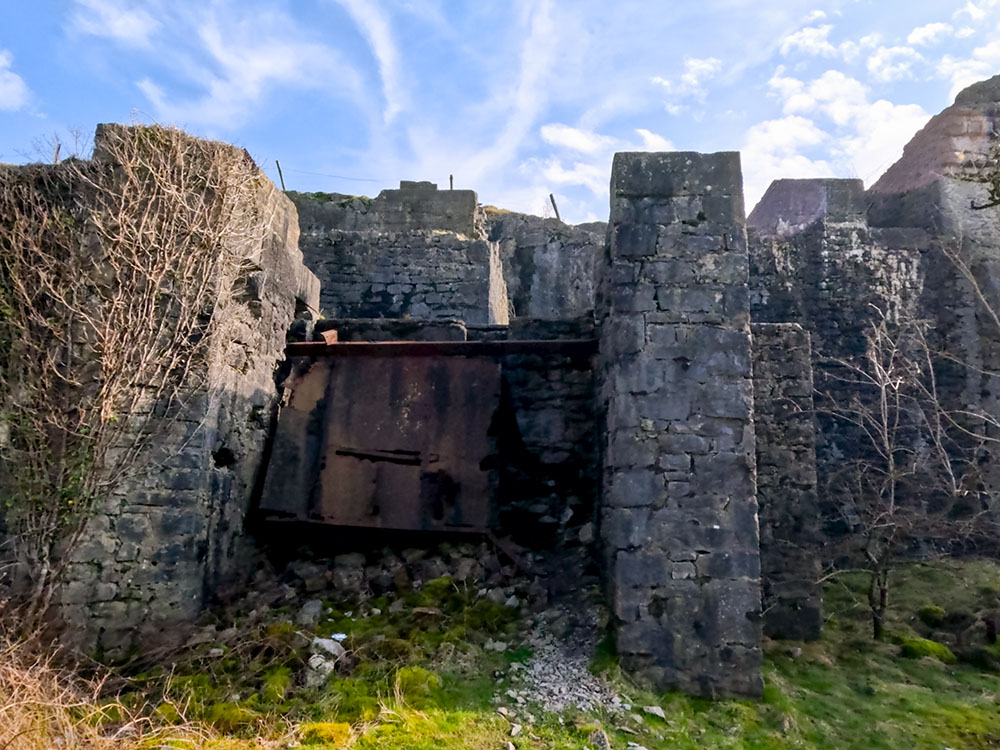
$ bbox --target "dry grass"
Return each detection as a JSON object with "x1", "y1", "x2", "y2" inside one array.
[{"x1": 0, "y1": 635, "x2": 222, "y2": 750}]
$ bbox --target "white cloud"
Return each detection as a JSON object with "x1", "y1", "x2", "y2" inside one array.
[
  {"x1": 740, "y1": 116, "x2": 835, "y2": 209},
  {"x1": 71, "y1": 0, "x2": 159, "y2": 47},
  {"x1": 780, "y1": 24, "x2": 838, "y2": 56},
  {"x1": 540, "y1": 157, "x2": 608, "y2": 196},
  {"x1": 866, "y1": 45, "x2": 922, "y2": 82},
  {"x1": 540, "y1": 123, "x2": 618, "y2": 155},
  {"x1": 461, "y1": 0, "x2": 558, "y2": 182},
  {"x1": 635, "y1": 128, "x2": 674, "y2": 151},
  {"x1": 858, "y1": 33, "x2": 884, "y2": 49},
  {"x1": 529, "y1": 124, "x2": 674, "y2": 199},
  {"x1": 907, "y1": 22, "x2": 953, "y2": 46},
  {"x1": 761, "y1": 68, "x2": 931, "y2": 190},
  {"x1": 938, "y1": 38, "x2": 1000, "y2": 100},
  {"x1": 744, "y1": 115, "x2": 828, "y2": 153},
  {"x1": 0, "y1": 50, "x2": 29, "y2": 112},
  {"x1": 778, "y1": 23, "x2": 866, "y2": 61},
  {"x1": 772, "y1": 68, "x2": 868, "y2": 126},
  {"x1": 834, "y1": 98, "x2": 930, "y2": 183},
  {"x1": 678, "y1": 57, "x2": 723, "y2": 90},
  {"x1": 331, "y1": 0, "x2": 407, "y2": 122}
]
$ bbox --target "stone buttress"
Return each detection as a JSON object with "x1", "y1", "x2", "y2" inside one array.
[{"x1": 598, "y1": 152, "x2": 763, "y2": 698}]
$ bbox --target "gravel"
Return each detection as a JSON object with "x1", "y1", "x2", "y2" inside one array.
[{"x1": 501, "y1": 603, "x2": 622, "y2": 715}]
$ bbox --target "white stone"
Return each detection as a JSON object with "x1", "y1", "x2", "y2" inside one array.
[{"x1": 642, "y1": 705, "x2": 666, "y2": 720}]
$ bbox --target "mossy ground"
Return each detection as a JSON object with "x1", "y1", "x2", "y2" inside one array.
[{"x1": 102, "y1": 560, "x2": 1000, "y2": 749}]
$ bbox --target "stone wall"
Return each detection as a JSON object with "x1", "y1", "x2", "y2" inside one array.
[
  {"x1": 748, "y1": 179, "x2": 927, "y2": 530},
  {"x1": 749, "y1": 76, "x2": 1000, "y2": 538},
  {"x1": 867, "y1": 74, "x2": 1000, "y2": 501},
  {"x1": 748, "y1": 179, "x2": 926, "y2": 361},
  {"x1": 486, "y1": 209, "x2": 605, "y2": 320},
  {"x1": 480, "y1": 319, "x2": 599, "y2": 549},
  {"x1": 751, "y1": 323, "x2": 822, "y2": 640},
  {"x1": 598, "y1": 152, "x2": 762, "y2": 698},
  {"x1": 293, "y1": 181, "x2": 480, "y2": 237},
  {"x1": 299, "y1": 229, "x2": 508, "y2": 325},
  {"x1": 42, "y1": 126, "x2": 320, "y2": 651},
  {"x1": 292, "y1": 184, "x2": 508, "y2": 326}
]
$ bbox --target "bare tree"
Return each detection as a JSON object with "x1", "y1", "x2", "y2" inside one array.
[{"x1": 819, "y1": 307, "x2": 995, "y2": 639}]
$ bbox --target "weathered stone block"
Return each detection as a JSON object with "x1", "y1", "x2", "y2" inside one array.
[
  {"x1": 616, "y1": 550, "x2": 670, "y2": 588},
  {"x1": 610, "y1": 152, "x2": 745, "y2": 205}
]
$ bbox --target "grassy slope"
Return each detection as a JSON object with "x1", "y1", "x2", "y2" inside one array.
[{"x1": 89, "y1": 560, "x2": 1000, "y2": 749}]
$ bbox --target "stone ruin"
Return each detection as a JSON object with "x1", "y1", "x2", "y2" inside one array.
[{"x1": 1, "y1": 75, "x2": 1000, "y2": 699}]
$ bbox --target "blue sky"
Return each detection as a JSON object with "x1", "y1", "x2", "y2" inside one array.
[{"x1": 1, "y1": 0, "x2": 998, "y2": 223}]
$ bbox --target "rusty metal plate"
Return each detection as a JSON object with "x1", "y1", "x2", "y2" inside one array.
[{"x1": 260, "y1": 354, "x2": 500, "y2": 532}]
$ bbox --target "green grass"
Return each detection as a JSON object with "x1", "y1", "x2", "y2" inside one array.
[{"x1": 114, "y1": 561, "x2": 1000, "y2": 749}]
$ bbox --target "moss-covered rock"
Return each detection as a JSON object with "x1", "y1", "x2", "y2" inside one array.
[
  {"x1": 917, "y1": 605, "x2": 947, "y2": 628},
  {"x1": 900, "y1": 637, "x2": 957, "y2": 664}
]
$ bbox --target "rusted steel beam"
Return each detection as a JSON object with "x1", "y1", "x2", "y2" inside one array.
[{"x1": 284, "y1": 338, "x2": 599, "y2": 358}]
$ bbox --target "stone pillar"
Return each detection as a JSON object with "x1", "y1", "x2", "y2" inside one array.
[
  {"x1": 598, "y1": 152, "x2": 762, "y2": 698},
  {"x1": 751, "y1": 323, "x2": 822, "y2": 640}
]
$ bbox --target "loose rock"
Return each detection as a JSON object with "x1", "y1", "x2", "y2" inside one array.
[{"x1": 296, "y1": 599, "x2": 324, "y2": 627}]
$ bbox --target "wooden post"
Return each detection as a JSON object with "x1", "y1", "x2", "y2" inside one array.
[
  {"x1": 449, "y1": 174, "x2": 454, "y2": 190},
  {"x1": 549, "y1": 193, "x2": 561, "y2": 222},
  {"x1": 275, "y1": 160, "x2": 287, "y2": 191}
]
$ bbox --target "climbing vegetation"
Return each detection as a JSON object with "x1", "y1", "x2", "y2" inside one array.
[{"x1": 0, "y1": 125, "x2": 267, "y2": 625}]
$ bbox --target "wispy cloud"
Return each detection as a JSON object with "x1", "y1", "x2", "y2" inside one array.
[
  {"x1": 540, "y1": 123, "x2": 619, "y2": 155},
  {"x1": 954, "y1": 0, "x2": 1000, "y2": 21},
  {"x1": 530, "y1": 122, "x2": 674, "y2": 199},
  {"x1": 0, "y1": 50, "x2": 30, "y2": 112},
  {"x1": 651, "y1": 57, "x2": 723, "y2": 113},
  {"x1": 331, "y1": 0, "x2": 407, "y2": 122},
  {"x1": 464, "y1": 0, "x2": 558, "y2": 181},
  {"x1": 134, "y1": 7, "x2": 363, "y2": 131},
  {"x1": 70, "y1": 0, "x2": 159, "y2": 47},
  {"x1": 635, "y1": 128, "x2": 673, "y2": 150},
  {"x1": 28, "y1": 0, "x2": 989, "y2": 224}
]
